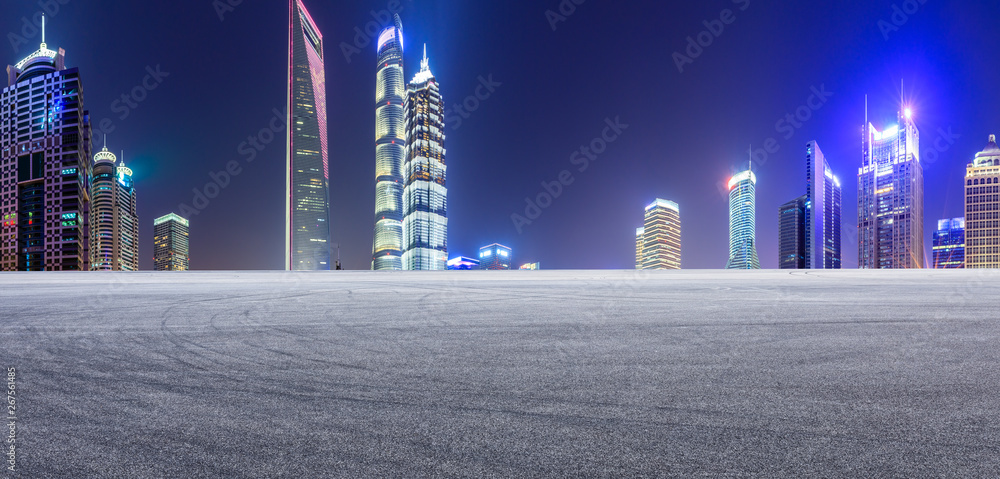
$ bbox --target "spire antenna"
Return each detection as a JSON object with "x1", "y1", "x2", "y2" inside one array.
[
  {"x1": 103, "y1": 134, "x2": 107, "y2": 149},
  {"x1": 420, "y1": 43, "x2": 429, "y2": 72},
  {"x1": 41, "y1": 14, "x2": 46, "y2": 48}
]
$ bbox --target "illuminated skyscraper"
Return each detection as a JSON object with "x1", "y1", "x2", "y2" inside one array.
[
  {"x1": 805, "y1": 141, "x2": 842, "y2": 269},
  {"x1": 90, "y1": 145, "x2": 138, "y2": 271},
  {"x1": 154, "y1": 213, "x2": 190, "y2": 271},
  {"x1": 725, "y1": 167, "x2": 760, "y2": 269},
  {"x1": 479, "y1": 243, "x2": 511, "y2": 270},
  {"x1": 637, "y1": 199, "x2": 681, "y2": 270},
  {"x1": 964, "y1": 135, "x2": 1000, "y2": 269},
  {"x1": 780, "y1": 142, "x2": 843, "y2": 269},
  {"x1": 932, "y1": 218, "x2": 965, "y2": 269},
  {"x1": 402, "y1": 46, "x2": 447, "y2": 270},
  {"x1": 372, "y1": 15, "x2": 406, "y2": 270},
  {"x1": 286, "y1": 0, "x2": 330, "y2": 271},
  {"x1": 446, "y1": 256, "x2": 479, "y2": 270},
  {"x1": 634, "y1": 227, "x2": 644, "y2": 269},
  {"x1": 1, "y1": 20, "x2": 92, "y2": 271},
  {"x1": 778, "y1": 195, "x2": 806, "y2": 269},
  {"x1": 858, "y1": 105, "x2": 923, "y2": 269}
]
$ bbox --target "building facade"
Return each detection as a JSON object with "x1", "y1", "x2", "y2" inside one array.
[
  {"x1": 154, "y1": 213, "x2": 189, "y2": 271},
  {"x1": 778, "y1": 195, "x2": 806, "y2": 269},
  {"x1": 519, "y1": 263, "x2": 540, "y2": 270},
  {"x1": 90, "y1": 146, "x2": 138, "y2": 271},
  {"x1": 634, "y1": 227, "x2": 644, "y2": 269},
  {"x1": 372, "y1": 15, "x2": 406, "y2": 270},
  {"x1": 726, "y1": 168, "x2": 760, "y2": 269},
  {"x1": 1, "y1": 31, "x2": 92, "y2": 271},
  {"x1": 478, "y1": 243, "x2": 511, "y2": 270},
  {"x1": 402, "y1": 47, "x2": 447, "y2": 270},
  {"x1": 932, "y1": 218, "x2": 965, "y2": 269},
  {"x1": 805, "y1": 141, "x2": 842, "y2": 269},
  {"x1": 286, "y1": 0, "x2": 331, "y2": 271},
  {"x1": 965, "y1": 135, "x2": 1000, "y2": 269},
  {"x1": 858, "y1": 108, "x2": 923, "y2": 269},
  {"x1": 446, "y1": 256, "x2": 479, "y2": 270},
  {"x1": 637, "y1": 199, "x2": 681, "y2": 270}
]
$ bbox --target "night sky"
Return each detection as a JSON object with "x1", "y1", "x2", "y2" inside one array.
[{"x1": 7, "y1": 1, "x2": 999, "y2": 270}]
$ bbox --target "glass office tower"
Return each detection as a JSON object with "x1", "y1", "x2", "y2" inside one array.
[
  {"x1": 402, "y1": 47, "x2": 447, "y2": 270},
  {"x1": 90, "y1": 145, "x2": 138, "y2": 271},
  {"x1": 372, "y1": 15, "x2": 406, "y2": 270},
  {"x1": 638, "y1": 199, "x2": 681, "y2": 270},
  {"x1": 726, "y1": 167, "x2": 760, "y2": 269},
  {"x1": 778, "y1": 195, "x2": 807, "y2": 269},
  {"x1": 932, "y1": 218, "x2": 965, "y2": 269},
  {"x1": 964, "y1": 135, "x2": 1000, "y2": 268},
  {"x1": 805, "y1": 141, "x2": 842, "y2": 269},
  {"x1": 154, "y1": 213, "x2": 190, "y2": 271},
  {"x1": 858, "y1": 106, "x2": 923, "y2": 269},
  {"x1": 1, "y1": 25, "x2": 92, "y2": 271},
  {"x1": 286, "y1": 0, "x2": 331, "y2": 271}
]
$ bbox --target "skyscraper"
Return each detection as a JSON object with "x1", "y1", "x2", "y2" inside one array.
[
  {"x1": 286, "y1": 0, "x2": 330, "y2": 271},
  {"x1": 1, "y1": 21, "x2": 92, "y2": 271},
  {"x1": 372, "y1": 15, "x2": 406, "y2": 270},
  {"x1": 634, "y1": 227, "x2": 644, "y2": 269},
  {"x1": 778, "y1": 195, "x2": 806, "y2": 269},
  {"x1": 154, "y1": 213, "x2": 190, "y2": 271},
  {"x1": 479, "y1": 243, "x2": 512, "y2": 270},
  {"x1": 90, "y1": 145, "x2": 138, "y2": 271},
  {"x1": 932, "y1": 218, "x2": 965, "y2": 269},
  {"x1": 402, "y1": 46, "x2": 447, "y2": 270},
  {"x1": 858, "y1": 105, "x2": 923, "y2": 269},
  {"x1": 805, "y1": 141, "x2": 842, "y2": 269},
  {"x1": 964, "y1": 135, "x2": 1000, "y2": 269},
  {"x1": 637, "y1": 199, "x2": 681, "y2": 270},
  {"x1": 726, "y1": 167, "x2": 760, "y2": 269},
  {"x1": 779, "y1": 142, "x2": 843, "y2": 269}
]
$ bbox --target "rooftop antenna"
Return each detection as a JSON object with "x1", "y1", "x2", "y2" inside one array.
[
  {"x1": 41, "y1": 14, "x2": 45, "y2": 48},
  {"x1": 421, "y1": 43, "x2": 428, "y2": 71},
  {"x1": 103, "y1": 134, "x2": 107, "y2": 149}
]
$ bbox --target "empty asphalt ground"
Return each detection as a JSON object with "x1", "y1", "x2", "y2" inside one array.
[{"x1": 2, "y1": 269, "x2": 1000, "y2": 477}]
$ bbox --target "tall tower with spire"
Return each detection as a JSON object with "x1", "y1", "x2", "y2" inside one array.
[
  {"x1": 858, "y1": 90, "x2": 923, "y2": 269},
  {"x1": 372, "y1": 15, "x2": 406, "y2": 270},
  {"x1": 725, "y1": 161, "x2": 760, "y2": 269},
  {"x1": 1, "y1": 15, "x2": 93, "y2": 271},
  {"x1": 90, "y1": 141, "x2": 138, "y2": 271},
  {"x1": 286, "y1": 0, "x2": 331, "y2": 271},
  {"x1": 402, "y1": 45, "x2": 448, "y2": 270}
]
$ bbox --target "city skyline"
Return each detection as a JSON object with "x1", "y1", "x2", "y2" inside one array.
[{"x1": 3, "y1": 2, "x2": 998, "y2": 270}]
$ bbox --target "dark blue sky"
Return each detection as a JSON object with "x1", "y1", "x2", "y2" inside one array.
[{"x1": 6, "y1": 1, "x2": 998, "y2": 270}]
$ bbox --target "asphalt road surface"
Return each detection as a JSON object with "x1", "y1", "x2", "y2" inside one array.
[{"x1": 2, "y1": 269, "x2": 1000, "y2": 477}]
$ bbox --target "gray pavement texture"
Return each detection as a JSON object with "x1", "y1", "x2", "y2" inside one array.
[{"x1": 2, "y1": 269, "x2": 1000, "y2": 478}]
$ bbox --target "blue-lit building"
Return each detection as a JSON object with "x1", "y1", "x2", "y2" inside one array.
[
  {"x1": 780, "y1": 141, "x2": 843, "y2": 269},
  {"x1": 446, "y1": 256, "x2": 479, "y2": 270},
  {"x1": 479, "y1": 244, "x2": 512, "y2": 270},
  {"x1": 858, "y1": 105, "x2": 923, "y2": 269},
  {"x1": 932, "y1": 218, "x2": 965, "y2": 269},
  {"x1": 1, "y1": 23, "x2": 92, "y2": 271},
  {"x1": 725, "y1": 167, "x2": 760, "y2": 269}
]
